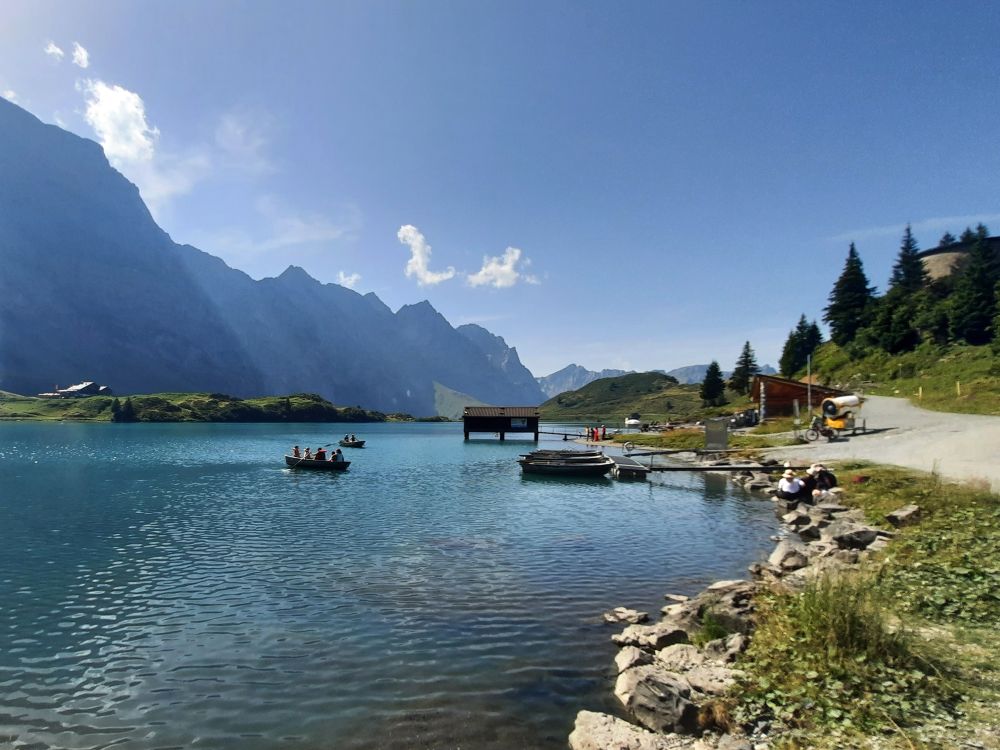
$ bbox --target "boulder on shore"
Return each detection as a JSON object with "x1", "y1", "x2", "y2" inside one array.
[
  {"x1": 615, "y1": 665, "x2": 700, "y2": 734},
  {"x1": 568, "y1": 710, "x2": 697, "y2": 750},
  {"x1": 886, "y1": 504, "x2": 921, "y2": 528}
]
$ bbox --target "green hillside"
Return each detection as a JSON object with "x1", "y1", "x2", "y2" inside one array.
[
  {"x1": 539, "y1": 371, "x2": 747, "y2": 423},
  {"x1": 0, "y1": 392, "x2": 391, "y2": 423},
  {"x1": 808, "y1": 341, "x2": 1000, "y2": 415}
]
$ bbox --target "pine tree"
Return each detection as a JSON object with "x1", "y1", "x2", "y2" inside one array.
[
  {"x1": 699, "y1": 361, "x2": 727, "y2": 406},
  {"x1": 960, "y1": 226, "x2": 977, "y2": 243},
  {"x1": 823, "y1": 243, "x2": 876, "y2": 345},
  {"x1": 779, "y1": 315, "x2": 823, "y2": 377},
  {"x1": 121, "y1": 397, "x2": 136, "y2": 422},
  {"x1": 871, "y1": 226, "x2": 928, "y2": 353},
  {"x1": 938, "y1": 232, "x2": 957, "y2": 247},
  {"x1": 728, "y1": 341, "x2": 759, "y2": 395},
  {"x1": 110, "y1": 397, "x2": 122, "y2": 422},
  {"x1": 950, "y1": 236, "x2": 998, "y2": 345},
  {"x1": 888, "y1": 224, "x2": 927, "y2": 294}
]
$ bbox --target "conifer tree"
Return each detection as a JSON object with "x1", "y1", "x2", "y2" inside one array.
[
  {"x1": 110, "y1": 397, "x2": 122, "y2": 422},
  {"x1": 121, "y1": 397, "x2": 136, "y2": 422},
  {"x1": 950, "y1": 236, "x2": 998, "y2": 345},
  {"x1": 699, "y1": 361, "x2": 727, "y2": 406},
  {"x1": 728, "y1": 341, "x2": 759, "y2": 395},
  {"x1": 938, "y1": 232, "x2": 957, "y2": 247},
  {"x1": 870, "y1": 226, "x2": 928, "y2": 353},
  {"x1": 823, "y1": 243, "x2": 876, "y2": 345},
  {"x1": 779, "y1": 315, "x2": 823, "y2": 377},
  {"x1": 960, "y1": 226, "x2": 977, "y2": 243},
  {"x1": 888, "y1": 224, "x2": 927, "y2": 294}
]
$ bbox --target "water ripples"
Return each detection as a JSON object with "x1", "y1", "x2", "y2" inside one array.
[{"x1": 0, "y1": 422, "x2": 777, "y2": 748}]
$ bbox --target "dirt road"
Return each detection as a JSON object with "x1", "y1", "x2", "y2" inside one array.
[{"x1": 767, "y1": 395, "x2": 1000, "y2": 491}]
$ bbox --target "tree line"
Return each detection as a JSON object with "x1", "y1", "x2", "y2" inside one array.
[{"x1": 697, "y1": 222, "x2": 997, "y2": 407}]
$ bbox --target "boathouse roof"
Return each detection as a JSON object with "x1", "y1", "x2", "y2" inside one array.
[{"x1": 463, "y1": 406, "x2": 540, "y2": 418}]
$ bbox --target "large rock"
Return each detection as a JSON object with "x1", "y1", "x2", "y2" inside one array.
[
  {"x1": 822, "y1": 519, "x2": 880, "y2": 550},
  {"x1": 605, "y1": 607, "x2": 651, "y2": 624},
  {"x1": 886, "y1": 504, "x2": 921, "y2": 528},
  {"x1": 617, "y1": 645, "x2": 655, "y2": 673},
  {"x1": 568, "y1": 710, "x2": 696, "y2": 750},
  {"x1": 767, "y1": 540, "x2": 809, "y2": 571},
  {"x1": 614, "y1": 621, "x2": 691, "y2": 650},
  {"x1": 685, "y1": 664, "x2": 740, "y2": 695},
  {"x1": 615, "y1": 665, "x2": 700, "y2": 734},
  {"x1": 655, "y1": 644, "x2": 705, "y2": 672}
]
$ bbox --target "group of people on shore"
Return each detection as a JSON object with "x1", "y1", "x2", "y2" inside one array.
[
  {"x1": 775, "y1": 462, "x2": 838, "y2": 503},
  {"x1": 584, "y1": 425, "x2": 608, "y2": 442},
  {"x1": 291, "y1": 445, "x2": 346, "y2": 463}
]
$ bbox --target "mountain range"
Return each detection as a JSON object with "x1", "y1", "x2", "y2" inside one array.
[
  {"x1": 0, "y1": 98, "x2": 544, "y2": 415},
  {"x1": 535, "y1": 364, "x2": 633, "y2": 397}
]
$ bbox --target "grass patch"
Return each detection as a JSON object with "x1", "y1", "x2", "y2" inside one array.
[
  {"x1": 610, "y1": 427, "x2": 802, "y2": 452},
  {"x1": 0, "y1": 392, "x2": 394, "y2": 423},
  {"x1": 731, "y1": 464, "x2": 1000, "y2": 747},
  {"x1": 810, "y1": 341, "x2": 1000, "y2": 415}
]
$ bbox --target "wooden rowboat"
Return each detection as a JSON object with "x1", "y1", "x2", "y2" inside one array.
[
  {"x1": 518, "y1": 456, "x2": 614, "y2": 477},
  {"x1": 339, "y1": 439, "x2": 366, "y2": 448},
  {"x1": 285, "y1": 455, "x2": 351, "y2": 471}
]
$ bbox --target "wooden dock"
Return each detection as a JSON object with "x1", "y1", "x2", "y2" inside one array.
[{"x1": 610, "y1": 455, "x2": 652, "y2": 480}]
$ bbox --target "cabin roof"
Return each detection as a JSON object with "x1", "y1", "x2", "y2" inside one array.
[{"x1": 463, "y1": 406, "x2": 540, "y2": 418}]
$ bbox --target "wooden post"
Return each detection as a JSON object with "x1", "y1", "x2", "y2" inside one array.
[
  {"x1": 499, "y1": 431, "x2": 505, "y2": 441},
  {"x1": 918, "y1": 386, "x2": 923, "y2": 401},
  {"x1": 956, "y1": 381, "x2": 962, "y2": 397},
  {"x1": 759, "y1": 380, "x2": 766, "y2": 422}
]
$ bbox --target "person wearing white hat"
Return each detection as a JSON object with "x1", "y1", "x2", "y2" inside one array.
[{"x1": 776, "y1": 468, "x2": 807, "y2": 500}]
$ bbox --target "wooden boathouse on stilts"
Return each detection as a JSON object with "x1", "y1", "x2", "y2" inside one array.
[{"x1": 463, "y1": 406, "x2": 540, "y2": 441}]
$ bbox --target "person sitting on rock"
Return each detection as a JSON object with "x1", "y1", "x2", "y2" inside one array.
[
  {"x1": 776, "y1": 469, "x2": 808, "y2": 501},
  {"x1": 812, "y1": 463, "x2": 838, "y2": 490}
]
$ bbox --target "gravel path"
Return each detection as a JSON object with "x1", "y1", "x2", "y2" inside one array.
[{"x1": 767, "y1": 395, "x2": 1000, "y2": 491}]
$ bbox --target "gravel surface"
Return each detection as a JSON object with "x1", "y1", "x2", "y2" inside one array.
[{"x1": 766, "y1": 395, "x2": 1000, "y2": 491}]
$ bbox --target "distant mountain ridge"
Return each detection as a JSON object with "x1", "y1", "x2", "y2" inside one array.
[
  {"x1": 665, "y1": 363, "x2": 777, "y2": 384},
  {"x1": 0, "y1": 98, "x2": 545, "y2": 415},
  {"x1": 536, "y1": 364, "x2": 633, "y2": 397}
]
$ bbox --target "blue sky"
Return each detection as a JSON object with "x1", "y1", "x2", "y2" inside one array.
[{"x1": 2, "y1": 1, "x2": 999, "y2": 376}]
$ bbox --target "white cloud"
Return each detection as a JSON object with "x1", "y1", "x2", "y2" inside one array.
[
  {"x1": 398, "y1": 225, "x2": 456, "y2": 286},
  {"x1": 1, "y1": 90, "x2": 16, "y2": 102},
  {"x1": 215, "y1": 113, "x2": 273, "y2": 174},
  {"x1": 80, "y1": 78, "x2": 159, "y2": 163},
  {"x1": 337, "y1": 271, "x2": 361, "y2": 288},
  {"x1": 72, "y1": 42, "x2": 90, "y2": 69},
  {"x1": 44, "y1": 41, "x2": 64, "y2": 61},
  {"x1": 829, "y1": 213, "x2": 1000, "y2": 244},
  {"x1": 467, "y1": 246, "x2": 539, "y2": 288},
  {"x1": 255, "y1": 196, "x2": 357, "y2": 250},
  {"x1": 190, "y1": 197, "x2": 361, "y2": 265}
]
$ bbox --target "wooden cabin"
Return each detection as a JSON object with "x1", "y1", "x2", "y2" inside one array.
[
  {"x1": 463, "y1": 406, "x2": 540, "y2": 441},
  {"x1": 749, "y1": 374, "x2": 848, "y2": 419}
]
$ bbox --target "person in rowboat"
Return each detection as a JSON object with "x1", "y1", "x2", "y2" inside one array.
[
  {"x1": 304, "y1": 447, "x2": 313, "y2": 459},
  {"x1": 315, "y1": 447, "x2": 327, "y2": 460},
  {"x1": 292, "y1": 445, "x2": 301, "y2": 458},
  {"x1": 331, "y1": 448, "x2": 345, "y2": 462}
]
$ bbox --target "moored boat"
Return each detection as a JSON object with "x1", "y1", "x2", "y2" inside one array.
[
  {"x1": 285, "y1": 455, "x2": 351, "y2": 471},
  {"x1": 517, "y1": 454, "x2": 614, "y2": 477}
]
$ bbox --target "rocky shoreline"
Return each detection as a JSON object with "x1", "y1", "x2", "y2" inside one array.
[{"x1": 569, "y1": 457, "x2": 919, "y2": 750}]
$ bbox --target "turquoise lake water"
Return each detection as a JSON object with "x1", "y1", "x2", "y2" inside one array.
[{"x1": 0, "y1": 422, "x2": 778, "y2": 749}]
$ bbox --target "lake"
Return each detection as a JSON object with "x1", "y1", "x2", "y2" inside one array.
[{"x1": 0, "y1": 422, "x2": 777, "y2": 749}]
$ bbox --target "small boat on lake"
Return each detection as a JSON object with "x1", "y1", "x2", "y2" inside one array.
[
  {"x1": 285, "y1": 455, "x2": 351, "y2": 471},
  {"x1": 339, "y1": 439, "x2": 366, "y2": 448},
  {"x1": 518, "y1": 449, "x2": 614, "y2": 477}
]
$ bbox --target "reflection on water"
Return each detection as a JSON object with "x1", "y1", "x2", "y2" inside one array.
[{"x1": 0, "y1": 422, "x2": 776, "y2": 749}]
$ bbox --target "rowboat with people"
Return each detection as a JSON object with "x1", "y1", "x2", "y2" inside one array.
[
  {"x1": 285, "y1": 455, "x2": 351, "y2": 471},
  {"x1": 339, "y1": 438, "x2": 366, "y2": 448}
]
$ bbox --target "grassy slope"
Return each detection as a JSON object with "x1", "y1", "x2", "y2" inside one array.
[
  {"x1": 539, "y1": 371, "x2": 752, "y2": 423},
  {"x1": 0, "y1": 392, "x2": 390, "y2": 423},
  {"x1": 731, "y1": 463, "x2": 1000, "y2": 748},
  {"x1": 433, "y1": 382, "x2": 486, "y2": 420},
  {"x1": 810, "y1": 341, "x2": 1000, "y2": 415}
]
